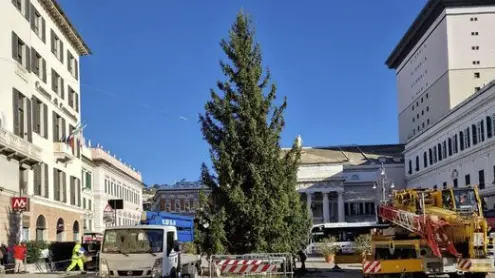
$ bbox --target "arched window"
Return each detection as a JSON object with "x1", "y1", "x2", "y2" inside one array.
[
  {"x1": 73, "y1": 221, "x2": 80, "y2": 242},
  {"x1": 56, "y1": 218, "x2": 65, "y2": 242},
  {"x1": 36, "y1": 215, "x2": 47, "y2": 241}
]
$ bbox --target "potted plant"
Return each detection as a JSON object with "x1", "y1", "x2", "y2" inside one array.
[
  {"x1": 320, "y1": 237, "x2": 340, "y2": 263},
  {"x1": 353, "y1": 234, "x2": 372, "y2": 262}
]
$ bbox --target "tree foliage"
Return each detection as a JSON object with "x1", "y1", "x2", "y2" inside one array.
[{"x1": 197, "y1": 10, "x2": 311, "y2": 255}]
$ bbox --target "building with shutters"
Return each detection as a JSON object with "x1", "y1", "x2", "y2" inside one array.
[
  {"x1": 0, "y1": 0, "x2": 91, "y2": 243},
  {"x1": 81, "y1": 144, "x2": 95, "y2": 233},
  {"x1": 151, "y1": 180, "x2": 210, "y2": 217},
  {"x1": 386, "y1": 0, "x2": 495, "y2": 143},
  {"x1": 89, "y1": 144, "x2": 144, "y2": 233}
]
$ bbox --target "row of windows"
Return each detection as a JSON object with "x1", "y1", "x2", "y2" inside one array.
[
  {"x1": 13, "y1": 89, "x2": 81, "y2": 157},
  {"x1": 12, "y1": 0, "x2": 79, "y2": 79},
  {"x1": 159, "y1": 198, "x2": 199, "y2": 213},
  {"x1": 430, "y1": 167, "x2": 491, "y2": 194},
  {"x1": 32, "y1": 163, "x2": 83, "y2": 206},
  {"x1": 408, "y1": 114, "x2": 495, "y2": 174},
  {"x1": 12, "y1": 31, "x2": 80, "y2": 113},
  {"x1": 104, "y1": 178, "x2": 140, "y2": 205}
]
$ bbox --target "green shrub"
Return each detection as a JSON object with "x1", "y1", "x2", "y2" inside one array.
[
  {"x1": 181, "y1": 242, "x2": 197, "y2": 254},
  {"x1": 26, "y1": 240, "x2": 49, "y2": 264}
]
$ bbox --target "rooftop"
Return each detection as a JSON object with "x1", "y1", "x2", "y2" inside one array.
[
  {"x1": 155, "y1": 180, "x2": 208, "y2": 191},
  {"x1": 284, "y1": 144, "x2": 404, "y2": 165},
  {"x1": 39, "y1": 0, "x2": 91, "y2": 56},
  {"x1": 385, "y1": 0, "x2": 495, "y2": 69}
]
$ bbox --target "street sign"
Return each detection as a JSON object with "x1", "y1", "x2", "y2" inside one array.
[
  {"x1": 103, "y1": 203, "x2": 113, "y2": 213},
  {"x1": 11, "y1": 197, "x2": 29, "y2": 212}
]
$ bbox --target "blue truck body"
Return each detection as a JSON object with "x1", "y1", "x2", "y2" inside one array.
[{"x1": 140, "y1": 211, "x2": 194, "y2": 243}]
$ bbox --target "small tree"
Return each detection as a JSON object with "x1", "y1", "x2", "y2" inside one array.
[
  {"x1": 320, "y1": 237, "x2": 340, "y2": 259},
  {"x1": 353, "y1": 234, "x2": 372, "y2": 255}
]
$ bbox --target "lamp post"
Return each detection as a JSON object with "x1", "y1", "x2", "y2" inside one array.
[{"x1": 373, "y1": 161, "x2": 395, "y2": 203}]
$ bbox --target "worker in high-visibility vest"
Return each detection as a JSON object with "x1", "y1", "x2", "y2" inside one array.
[{"x1": 66, "y1": 241, "x2": 85, "y2": 272}]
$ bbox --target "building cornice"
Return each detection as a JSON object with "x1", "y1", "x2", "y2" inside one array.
[
  {"x1": 385, "y1": 0, "x2": 495, "y2": 69},
  {"x1": 96, "y1": 161, "x2": 143, "y2": 186},
  {"x1": 91, "y1": 148, "x2": 142, "y2": 183},
  {"x1": 38, "y1": 0, "x2": 92, "y2": 56}
]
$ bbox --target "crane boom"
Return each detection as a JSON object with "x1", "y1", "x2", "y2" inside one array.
[{"x1": 378, "y1": 205, "x2": 459, "y2": 257}]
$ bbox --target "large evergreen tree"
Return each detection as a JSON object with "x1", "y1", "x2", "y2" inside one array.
[{"x1": 197, "y1": 11, "x2": 311, "y2": 255}]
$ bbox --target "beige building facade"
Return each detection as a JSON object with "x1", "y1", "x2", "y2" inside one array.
[{"x1": 386, "y1": 0, "x2": 495, "y2": 143}]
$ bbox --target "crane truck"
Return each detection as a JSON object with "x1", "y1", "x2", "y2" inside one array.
[{"x1": 363, "y1": 186, "x2": 495, "y2": 278}]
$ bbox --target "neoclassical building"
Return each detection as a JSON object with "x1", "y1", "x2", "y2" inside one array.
[{"x1": 292, "y1": 144, "x2": 405, "y2": 225}]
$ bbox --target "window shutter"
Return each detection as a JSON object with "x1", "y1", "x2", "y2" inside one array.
[
  {"x1": 30, "y1": 4, "x2": 35, "y2": 31},
  {"x1": 41, "y1": 18, "x2": 46, "y2": 43},
  {"x1": 77, "y1": 179, "x2": 81, "y2": 207},
  {"x1": 42, "y1": 59, "x2": 47, "y2": 83},
  {"x1": 53, "y1": 168, "x2": 58, "y2": 200},
  {"x1": 43, "y1": 103, "x2": 48, "y2": 139},
  {"x1": 13, "y1": 89, "x2": 20, "y2": 136},
  {"x1": 52, "y1": 111, "x2": 57, "y2": 141},
  {"x1": 62, "y1": 117, "x2": 66, "y2": 139},
  {"x1": 44, "y1": 164, "x2": 49, "y2": 198},
  {"x1": 61, "y1": 78, "x2": 65, "y2": 99},
  {"x1": 31, "y1": 96, "x2": 38, "y2": 133},
  {"x1": 60, "y1": 41, "x2": 64, "y2": 63},
  {"x1": 12, "y1": 32, "x2": 18, "y2": 61},
  {"x1": 25, "y1": 46, "x2": 31, "y2": 72},
  {"x1": 67, "y1": 50, "x2": 70, "y2": 71},
  {"x1": 31, "y1": 48, "x2": 37, "y2": 75},
  {"x1": 68, "y1": 87, "x2": 73, "y2": 106},
  {"x1": 75, "y1": 59, "x2": 79, "y2": 80},
  {"x1": 26, "y1": 97, "x2": 32, "y2": 142},
  {"x1": 62, "y1": 172, "x2": 67, "y2": 203},
  {"x1": 51, "y1": 69, "x2": 56, "y2": 92},
  {"x1": 50, "y1": 29, "x2": 55, "y2": 54},
  {"x1": 24, "y1": 0, "x2": 30, "y2": 20},
  {"x1": 75, "y1": 93, "x2": 79, "y2": 112}
]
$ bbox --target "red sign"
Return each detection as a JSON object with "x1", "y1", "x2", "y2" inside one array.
[{"x1": 11, "y1": 197, "x2": 29, "y2": 212}]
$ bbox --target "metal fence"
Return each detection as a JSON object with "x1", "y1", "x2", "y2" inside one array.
[{"x1": 210, "y1": 253, "x2": 293, "y2": 277}]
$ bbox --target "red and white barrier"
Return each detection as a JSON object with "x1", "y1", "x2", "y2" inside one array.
[
  {"x1": 363, "y1": 261, "x2": 381, "y2": 274},
  {"x1": 215, "y1": 259, "x2": 278, "y2": 273}
]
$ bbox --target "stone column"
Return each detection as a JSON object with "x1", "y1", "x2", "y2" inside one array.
[
  {"x1": 338, "y1": 191, "x2": 345, "y2": 222},
  {"x1": 306, "y1": 193, "x2": 313, "y2": 218},
  {"x1": 323, "y1": 193, "x2": 330, "y2": 223}
]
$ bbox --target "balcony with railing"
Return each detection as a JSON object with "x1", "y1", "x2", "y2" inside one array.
[
  {"x1": 0, "y1": 126, "x2": 42, "y2": 165},
  {"x1": 53, "y1": 142, "x2": 75, "y2": 163}
]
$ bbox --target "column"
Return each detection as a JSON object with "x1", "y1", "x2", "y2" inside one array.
[
  {"x1": 306, "y1": 193, "x2": 313, "y2": 218},
  {"x1": 338, "y1": 191, "x2": 345, "y2": 222},
  {"x1": 323, "y1": 193, "x2": 330, "y2": 223}
]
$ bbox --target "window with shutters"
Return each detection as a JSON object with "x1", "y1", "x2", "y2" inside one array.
[
  {"x1": 33, "y1": 164, "x2": 42, "y2": 196},
  {"x1": 12, "y1": 0, "x2": 22, "y2": 11},
  {"x1": 67, "y1": 51, "x2": 78, "y2": 78},
  {"x1": 453, "y1": 134, "x2": 459, "y2": 154},
  {"x1": 472, "y1": 124, "x2": 478, "y2": 145},
  {"x1": 52, "y1": 112, "x2": 65, "y2": 142},
  {"x1": 51, "y1": 69, "x2": 64, "y2": 97},
  {"x1": 77, "y1": 178, "x2": 81, "y2": 207},
  {"x1": 51, "y1": 30, "x2": 63, "y2": 62},
  {"x1": 32, "y1": 97, "x2": 48, "y2": 138},
  {"x1": 31, "y1": 49, "x2": 47, "y2": 83},
  {"x1": 30, "y1": 5, "x2": 45, "y2": 40},
  {"x1": 442, "y1": 141, "x2": 447, "y2": 158},
  {"x1": 478, "y1": 120, "x2": 485, "y2": 142},
  {"x1": 13, "y1": 89, "x2": 26, "y2": 139},
  {"x1": 88, "y1": 199, "x2": 92, "y2": 210},
  {"x1": 12, "y1": 32, "x2": 28, "y2": 69},
  {"x1": 70, "y1": 176, "x2": 76, "y2": 206},
  {"x1": 487, "y1": 116, "x2": 493, "y2": 139},
  {"x1": 82, "y1": 170, "x2": 92, "y2": 190},
  {"x1": 464, "y1": 128, "x2": 471, "y2": 148},
  {"x1": 83, "y1": 198, "x2": 86, "y2": 209}
]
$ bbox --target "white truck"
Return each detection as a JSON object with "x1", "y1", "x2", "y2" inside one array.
[{"x1": 99, "y1": 225, "x2": 201, "y2": 278}]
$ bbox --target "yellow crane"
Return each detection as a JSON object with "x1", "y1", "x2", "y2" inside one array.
[{"x1": 363, "y1": 186, "x2": 494, "y2": 278}]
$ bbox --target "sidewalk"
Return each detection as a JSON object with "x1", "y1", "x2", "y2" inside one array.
[{"x1": 3, "y1": 272, "x2": 96, "y2": 278}]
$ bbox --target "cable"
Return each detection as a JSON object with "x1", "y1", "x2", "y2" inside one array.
[{"x1": 0, "y1": 56, "x2": 191, "y2": 122}]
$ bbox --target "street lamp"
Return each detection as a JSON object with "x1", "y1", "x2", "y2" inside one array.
[{"x1": 373, "y1": 161, "x2": 395, "y2": 203}]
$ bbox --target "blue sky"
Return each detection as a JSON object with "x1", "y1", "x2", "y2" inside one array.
[{"x1": 59, "y1": 0, "x2": 427, "y2": 185}]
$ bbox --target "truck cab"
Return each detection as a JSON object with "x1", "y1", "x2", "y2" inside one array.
[{"x1": 99, "y1": 225, "x2": 182, "y2": 278}]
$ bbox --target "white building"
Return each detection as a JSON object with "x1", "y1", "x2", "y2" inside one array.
[
  {"x1": 0, "y1": 0, "x2": 91, "y2": 243},
  {"x1": 90, "y1": 145, "x2": 143, "y2": 233},
  {"x1": 386, "y1": 0, "x2": 495, "y2": 143},
  {"x1": 404, "y1": 80, "x2": 495, "y2": 208},
  {"x1": 81, "y1": 145, "x2": 95, "y2": 232},
  {"x1": 293, "y1": 144, "x2": 405, "y2": 225}
]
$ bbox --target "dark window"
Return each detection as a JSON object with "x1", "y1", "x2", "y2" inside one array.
[
  {"x1": 453, "y1": 134, "x2": 458, "y2": 153},
  {"x1": 408, "y1": 160, "x2": 412, "y2": 175},
  {"x1": 423, "y1": 152, "x2": 428, "y2": 168},
  {"x1": 487, "y1": 116, "x2": 493, "y2": 138},
  {"x1": 448, "y1": 138, "x2": 453, "y2": 156},
  {"x1": 443, "y1": 182, "x2": 447, "y2": 188},
  {"x1": 472, "y1": 124, "x2": 478, "y2": 145},
  {"x1": 429, "y1": 148, "x2": 433, "y2": 165},
  {"x1": 453, "y1": 178, "x2": 458, "y2": 188},
  {"x1": 460, "y1": 131, "x2": 465, "y2": 151},
  {"x1": 479, "y1": 170, "x2": 485, "y2": 190},
  {"x1": 480, "y1": 120, "x2": 485, "y2": 142},
  {"x1": 465, "y1": 174, "x2": 471, "y2": 186},
  {"x1": 415, "y1": 156, "x2": 420, "y2": 172},
  {"x1": 438, "y1": 143, "x2": 443, "y2": 161}
]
